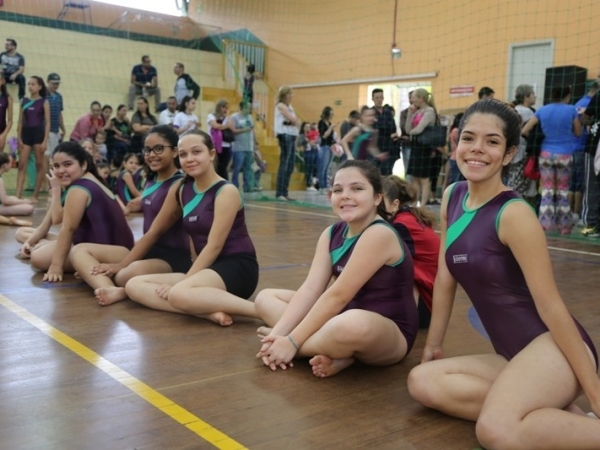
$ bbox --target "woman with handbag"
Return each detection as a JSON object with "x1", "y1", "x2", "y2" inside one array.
[
  {"x1": 522, "y1": 85, "x2": 582, "y2": 235},
  {"x1": 405, "y1": 88, "x2": 440, "y2": 206}
]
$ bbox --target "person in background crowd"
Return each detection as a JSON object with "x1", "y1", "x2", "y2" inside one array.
[
  {"x1": 0, "y1": 73, "x2": 13, "y2": 152},
  {"x1": 128, "y1": 55, "x2": 161, "y2": 112},
  {"x1": 0, "y1": 38, "x2": 25, "y2": 99},
  {"x1": 173, "y1": 62, "x2": 199, "y2": 104},
  {"x1": 159, "y1": 96, "x2": 178, "y2": 126},
  {"x1": 274, "y1": 86, "x2": 300, "y2": 201},
  {"x1": 478, "y1": 86, "x2": 495, "y2": 100},
  {"x1": 372, "y1": 88, "x2": 399, "y2": 175},
  {"x1": 70, "y1": 101, "x2": 104, "y2": 142}
]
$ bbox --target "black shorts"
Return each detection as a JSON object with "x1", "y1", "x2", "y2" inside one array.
[
  {"x1": 21, "y1": 126, "x2": 45, "y2": 146},
  {"x1": 210, "y1": 253, "x2": 259, "y2": 299},
  {"x1": 144, "y1": 245, "x2": 193, "y2": 274}
]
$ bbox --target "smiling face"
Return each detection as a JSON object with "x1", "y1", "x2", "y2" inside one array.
[
  {"x1": 331, "y1": 167, "x2": 381, "y2": 224},
  {"x1": 178, "y1": 133, "x2": 216, "y2": 179},
  {"x1": 456, "y1": 113, "x2": 515, "y2": 182},
  {"x1": 124, "y1": 155, "x2": 139, "y2": 173},
  {"x1": 144, "y1": 132, "x2": 177, "y2": 174},
  {"x1": 52, "y1": 152, "x2": 86, "y2": 187}
]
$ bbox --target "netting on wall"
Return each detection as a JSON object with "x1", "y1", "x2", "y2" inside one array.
[{"x1": 1, "y1": 0, "x2": 600, "y2": 208}]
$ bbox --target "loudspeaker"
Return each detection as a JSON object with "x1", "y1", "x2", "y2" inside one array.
[{"x1": 543, "y1": 65, "x2": 588, "y2": 105}]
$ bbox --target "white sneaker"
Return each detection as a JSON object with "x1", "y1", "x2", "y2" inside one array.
[
  {"x1": 306, "y1": 186, "x2": 317, "y2": 192},
  {"x1": 572, "y1": 213, "x2": 580, "y2": 222}
]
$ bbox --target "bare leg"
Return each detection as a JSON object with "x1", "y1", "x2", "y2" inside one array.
[
  {"x1": 16, "y1": 145, "x2": 32, "y2": 199},
  {"x1": 32, "y1": 144, "x2": 45, "y2": 202},
  {"x1": 476, "y1": 333, "x2": 600, "y2": 450},
  {"x1": 125, "y1": 273, "x2": 188, "y2": 313},
  {"x1": 70, "y1": 243, "x2": 130, "y2": 305},
  {"x1": 30, "y1": 241, "x2": 75, "y2": 272},
  {"x1": 167, "y1": 269, "x2": 259, "y2": 325},
  {"x1": 15, "y1": 227, "x2": 57, "y2": 244},
  {"x1": 0, "y1": 204, "x2": 35, "y2": 217},
  {"x1": 254, "y1": 288, "x2": 296, "y2": 327},
  {"x1": 8, "y1": 217, "x2": 33, "y2": 227},
  {"x1": 301, "y1": 309, "x2": 409, "y2": 378},
  {"x1": 407, "y1": 353, "x2": 507, "y2": 421}
]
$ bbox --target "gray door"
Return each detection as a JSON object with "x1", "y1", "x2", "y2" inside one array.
[{"x1": 507, "y1": 41, "x2": 554, "y2": 109}]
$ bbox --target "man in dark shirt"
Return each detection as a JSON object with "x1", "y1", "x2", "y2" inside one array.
[
  {"x1": 128, "y1": 55, "x2": 161, "y2": 111},
  {"x1": 372, "y1": 88, "x2": 398, "y2": 175},
  {"x1": 0, "y1": 38, "x2": 25, "y2": 99},
  {"x1": 340, "y1": 110, "x2": 360, "y2": 139}
]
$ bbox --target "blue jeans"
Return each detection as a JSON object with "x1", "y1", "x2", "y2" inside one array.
[
  {"x1": 231, "y1": 151, "x2": 254, "y2": 191},
  {"x1": 276, "y1": 134, "x2": 296, "y2": 197},
  {"x1": 303, "y1": 149, "x2": 318, "y2": 186},
  {"x1": 317, "y1": 145, "x2": 332, "y2": 189}
]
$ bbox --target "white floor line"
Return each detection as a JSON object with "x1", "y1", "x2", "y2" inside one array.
[{"x1": 247, "y1": 202, "x2": 600, "y2": 258}]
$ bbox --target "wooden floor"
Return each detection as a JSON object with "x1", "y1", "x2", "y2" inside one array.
[{"x1": 1, "y1": 195, "x2": 600, "y2": 450}]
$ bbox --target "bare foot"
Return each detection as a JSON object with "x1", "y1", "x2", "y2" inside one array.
[
  {"x1": 309, "y1": 355, "x2": 355, "y2": 378},
  {"x1": 257, "y1": 326, "x2": 272, "y2": 339},
  {"x1": 8, "y1": 217, "x2": 33, "y2": 227},
  {"x1": 94, "y1": 287, "x2": 127, "y2": 306},
  {"x1": 202, "y1": 312, "x2": 233, "y2": 326}
]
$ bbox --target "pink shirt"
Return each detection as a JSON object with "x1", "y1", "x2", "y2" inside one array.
[{"x1": 70, "y1": 113, "x2": 104, "y2": 141}]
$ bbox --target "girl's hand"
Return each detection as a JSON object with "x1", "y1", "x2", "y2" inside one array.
[
  {"x1": 155, "y1": 284, "x2": 172, "y2": 299},
  {"x1": 43, "y1": 264, "x2": 63, "y2": 283},
  {"x1": 258, "y1": 335, "x2": 297, "y2": 371},
  {"x1": 421, "y1": 345, "x2": 443, "y2": 364},
  {"x1": 46, "y1": 170, "x2": 61, "y2": 192},
  {"x1": 20, "y1": 242, "x2": 32, "y2": 259},
  {"x1": 90, "y1": 263, "x2": 123, "y2": 276}
]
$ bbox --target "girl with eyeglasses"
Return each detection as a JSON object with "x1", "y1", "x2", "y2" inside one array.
[{"x1": 70, "y1": 125, "x2": 188, "y2": 305}]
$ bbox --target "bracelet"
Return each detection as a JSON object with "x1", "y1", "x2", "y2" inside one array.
[{"x1": 287, "y1": 334, "x2": 299, "y2": 350}]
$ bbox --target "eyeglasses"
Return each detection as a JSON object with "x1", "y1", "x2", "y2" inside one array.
[{"x1": 142, "y1": 145, "x2": 173, "y2": 155}]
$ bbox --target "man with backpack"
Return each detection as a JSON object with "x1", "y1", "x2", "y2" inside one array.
[{"x1": 173, "y1": 62, "x2": 200, "y2": 104}]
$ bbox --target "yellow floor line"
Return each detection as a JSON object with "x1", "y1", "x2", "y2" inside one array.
[{"x1": 0, "y1": 294, "x2": 247, "y2": 450}]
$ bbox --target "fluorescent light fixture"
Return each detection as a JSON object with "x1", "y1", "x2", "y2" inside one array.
[
  {"x1": 93, "y1": 0, "x2": 183, "y2": 17},
  {"x1": 391, "y1": 45, "x2": 402, "y2": 59}
]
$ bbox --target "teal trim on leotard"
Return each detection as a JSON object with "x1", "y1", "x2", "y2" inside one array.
[
  {"x1": 495, "y1": 198, "x2": 535, "y2": 234},
  {"x1": 183, "y1": 180, "x2": 222, "y2": 217},
  {"x1": 67, "y1": 185, "x2": 93, "y2": 208},
  {"x1": 351, "y1": 130, "x2": 371, "y2": 158}
]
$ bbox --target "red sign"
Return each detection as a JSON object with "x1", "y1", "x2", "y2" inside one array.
[{"x1": 449, "y1": 85, "x2": 475, "y2": 97}]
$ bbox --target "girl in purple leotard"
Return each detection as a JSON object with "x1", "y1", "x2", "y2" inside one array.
[
  {"x1": 255, "y1": 159, "x2": 418, "y2": 378},
  {"x1": 69, "y1": 125, "x2": 188, "y2": 307},
  {"x1": 36, "y1": 141, "x2": 133, "y2": 282},
  {"x1": 408, "y1": 100, "x2": 600, "y2": 449}
]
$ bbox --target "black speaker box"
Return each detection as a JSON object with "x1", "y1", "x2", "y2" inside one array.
[{"x1": 543, "y1": 65, "x2": 588, "y2": 105}]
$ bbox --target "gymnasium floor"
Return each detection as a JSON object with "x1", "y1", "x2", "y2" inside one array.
[{"x1": 1, "y1": 192, "x2": 599, "y2": 449}]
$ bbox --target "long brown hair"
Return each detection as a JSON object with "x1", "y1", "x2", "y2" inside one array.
[{"x1": 382, "y1": 175, "x2": 437, "y2": 227}]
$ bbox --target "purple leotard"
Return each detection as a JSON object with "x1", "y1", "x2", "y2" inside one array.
[
  {"x1": 0, "y1": 94, "x2": 8, "y2": 133},
  {"x1": 68, "y1": 177, "x2": 134, "y2": 249},
  {"x1": 445, "y1": 182, "x2": 597, "y2": 365},
  {"x1": 141, "y1": 173, "x2": 187, "y2": 251},
  {"x1": 180, "y1": 179, "x2": 255, "y2": 257},
  {"x1": 329, "y1": 220, "x2": 419, "y2": 352},
  {"x1": 22, "y1": 97, "x2": 45, "y2": 128}
]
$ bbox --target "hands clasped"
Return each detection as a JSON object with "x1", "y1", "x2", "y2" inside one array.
[{"x1": 256, "y1": 334, "x2": 297, "y2": 371}]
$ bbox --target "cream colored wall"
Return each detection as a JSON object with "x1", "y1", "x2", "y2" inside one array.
[
  {"x1": 0, "y1": 19, "x2": 226, "y2": 137},
  {"x1": 189, "y1": 0, "x2": 600, "y2": 118}
]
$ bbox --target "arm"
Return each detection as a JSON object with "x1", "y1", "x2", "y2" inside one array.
[
  {"x1": 340, "y1": 127, "x2": 360, "y2": 160},
  {"x1": 91, "y1": 183, "x2": 182, "y2": 275},
  {"x1": 130, "y1": 74, "x2": 139, "y2": 86},
  {"x1": 500, "y1": 201, "x2": 600, "y2": 409},
  {"x1": 0, "y1": 95, "x2": 13, "y2": 148},
  {"x1": 276, "y1": 103, "x2": 299, "y2": 126},
  {"x1": 231, "y1": 116, "x2": 251, "y2": 135},
  {"x1": 319, "y1": 120, "x2": 335, "y2": 139},
  {"x1": 151, "y1": 74, "x2": 158, "y2": 88},
  {"x1": 10, "y1": 57, "x2": 25, "y2": 79},
  {"x1": 16, "y1": 103, "x2": 24, "y2": 146},
  {"x1": 43, "y1": 187, "x2": 89, "y2": 282},
  {"x1": 21, "y1": 208, "x2": 53, "y2": 258},
  {"x1": 521, "y1": 116, "x2": 539, "y2": 136},
  {"x1": 42, "y1": 101, "x2": 50, "y2": 149},
  {"x1": 207, "y1": 117, "x2": 229, "y2": 131},
  {"x1": 59, "y1": 112, "x2": 65, "y2": 137},
  {"x1": 421, "y1": 186, "x2": 458, "y2": 362},
  {"x1": 183, "y1": 185, "x2": 240, "y2": 278},
  {"x1": 573, "y1": 116, "x2": 583, "y2": 137},
  {"x1": 409, "y1": 108, "x2": 436, "y2": 135},
  {"x1": 264, "y1": 225, "x2": 404, "y2": 366},
  {"x1": 122, "y1": 172, "x2": 142, "y2": 198},
  {"x1": 47, "y1": 174, "x2": 64, "y2": 225}
]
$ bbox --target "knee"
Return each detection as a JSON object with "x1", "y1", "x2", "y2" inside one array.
[
  {"x1": 407, "y1": 363, "x2": 439, "y2": 409},
  {"x1": 328, "y1": 309, "x2": 372, "y2": 344},
  {"x1": 30, "y1": 250, "x2": 49, "y2": 271},
  {"x1": 70, "y1": 243, "x2": 87, "y2": 259},
  {"x1": 115, "y1": 262, "x2": 145, "y2": 286},
  {"x1": 475, "y1": 414, "x2": 515, "y2": 450},
  {"x1": 254, "y1": 289, "x2": 275, "y2": 317},
  {"x1": 124, "y1": 276, "x2": 143, "y2": 301},
  {"x1": 167, "y1": 284, "x2": 190, "y2": 311}
]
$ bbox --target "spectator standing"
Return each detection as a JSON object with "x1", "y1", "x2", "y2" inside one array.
[
  {"x1": 173, "y1": 63, "x2": 199, "y2": 104},
  {"x1": 1, "y1": 38, "x2": 25, "y2": 100},
  {"x1": 70, "y1": 101, "x2": 104, "y2": 142},
  {"x1": 478, "y1": 86, "x2": 495, "y2": 100},
  {"x1": 0, "y1": 74, "x2": 13, "y2": 152},
  {"x1": 207, "y1": 99, "x2": 233, "y2": 180},
  {"x1": 130, "y1": 97, "x2": 158, "y2": 153},
  {"x1": 128, "y1": 55, "x2": 161, "y2": 111},
  {"x1": 107, "y1": 104, "x2": 131, "y2": 161},
  {"x1": 317, "y1": 106, "x2": 337, "y2": 194},
  {"x1": 45, "y1": 73, "x2": 64, "y2": 155},
  {"x1": 159, "y1": 96, "x2": 178, "y2": 126},
  {"x1": 274, "y1": 86, "x2": 300, "y2": 201},
  {"x1": 340, "y1": 110, "x2": 360, "y2": 139},
  {"x1": 16, "y1": 76, "x2": 49, "y2": 202},
  {"x1": 230, "y1": 101, "x2": 255, "y2": 192},
  {"x1": 297, "y1": 122, "x2": 318, "y2": 191},
  {"x1": 399, "y1": 91, "x2": 415, "y2": 180},
  {"x1": 372, "y1": 88, "x2": 398, "y2": 175}
]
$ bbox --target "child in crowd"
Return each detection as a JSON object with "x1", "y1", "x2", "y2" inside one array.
[
  {"x1": 340, "y1": 106, "x2": 385, "y2": 161},
  {"x1": 95, "y1": 130, "x2": 108, "y2": 159},
  {"x1": 0, "y1": 152, "x2": 34, "y2": 223},
  {"x1": 79, "y1": 138, "x2": 104, "y2": 165},
  {"x1": 408, "y1": 100, "x2": 600, "y2": 449},
  {"x1": 255, "y1": 159, "x2": 418, "y2": 377},
  {"x1": 115, "y1": 152, "x2": 142, "y2": 207},
  {"x1": 297, "y1": 122, "x2": 318, "y2": 191},
  {"x1": 306, "y1": 123, "x2": 320, "y2": 150},
  {"x1": 382, "y1": 175, "x2": 439, "y2": 328}
]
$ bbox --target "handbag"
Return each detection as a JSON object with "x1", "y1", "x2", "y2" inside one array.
[
  {"x1": 415, "y1": 125, "x2": 447, "y2": 148},
  {"x1": 523, "y1": 156, "x2": 540, "y2": 180}
]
